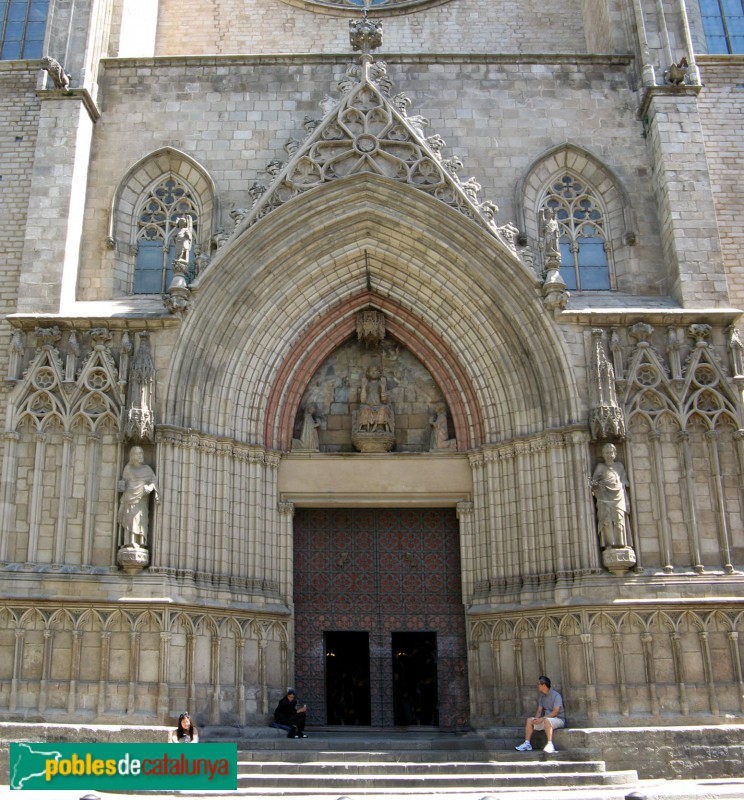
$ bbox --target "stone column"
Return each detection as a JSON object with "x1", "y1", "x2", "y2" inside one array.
[
  {"x1": 0, "y1": 431, "x2": 20, "y2": 563},
  {"x1": 676, "y1": 431, "x2": 703, "y2": 572},
  {"x1": 705, "y1": 430, "x2": 734, "y2": 573}
]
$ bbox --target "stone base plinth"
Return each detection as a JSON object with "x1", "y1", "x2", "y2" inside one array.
[
  {"x1": 351, "y1": 430, "x2": 395, "y2": 453},
  {"x1": 117, "y1": 545, "x2": 149, "y2": 574},
  {"x1": 602, "y1": 545, "x2": 637, "y2": 575}
]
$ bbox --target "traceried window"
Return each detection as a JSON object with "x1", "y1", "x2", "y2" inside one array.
[
  {"x1": 699, "y1": 0, "x2": 744, "y2": 53},
  {"x1": 0, "y1": 0, "x2": 49, "y2": 59},
  {"x1": 541, "y1": 175, "x2": 612, "y2": 291},
  {"x1": 134, "y1": 177, "x2": 199, "y2": 294}
]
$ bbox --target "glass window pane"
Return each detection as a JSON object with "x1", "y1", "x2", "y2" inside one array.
[
  {"x1": 579, "y1": 267, "x2": 611, "y2": 290},
  {"x1": 577, "y1": 239, "x2": 607, "y2": 268},
  {"x1": 134, "y1": 241, "x2": 164, "y2": 294},
  {"x1": 1, "y1": 39, "x2": 21, "y2": 58}
]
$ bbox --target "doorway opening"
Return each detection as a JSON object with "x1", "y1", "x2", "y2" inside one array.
[
  {"x1": 324, "y1": 631, "x2": 372, "y2": 725},
  {"x1": 392, "y1": 631, "x2": 439, "y2": 726}
]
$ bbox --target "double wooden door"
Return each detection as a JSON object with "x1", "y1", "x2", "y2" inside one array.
[{"x1": 293, "y1": 508, "x2": 469, "y2": 729}]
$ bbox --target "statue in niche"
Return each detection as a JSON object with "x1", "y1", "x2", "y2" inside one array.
[
  {"x1": 352, "y1": 365, "x2": 396, "y2": 453},
  {"x1": 292, "y1": 403, "x2": 321, "y2": 452},
  {"x1": 173, "y1": 215, "x2": 193, "y2": 263},
  {"x1": 358, "y1": 365, "x2": 394, "y2": 433},
  {"x1": 118, "y1": 446, "x2": 160, "y2": 549},
  {"x1": 591, "y1": 443, "x2": 629, "y2": 548},
  {"x1": 429, "y1": 403, "x2": 457, "y2": 451}
]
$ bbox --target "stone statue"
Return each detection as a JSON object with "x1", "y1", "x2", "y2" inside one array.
[
  {"x1": 358, "y1": 365, "x2": 394, "y2": 433},
  {"x1": 429, "y1": 403, "x2": 456, "y2": 451},
  {"x1": 591, "y1": 443, "x2": 630, "y2": 549},
  {"x1": 540, "y1": 207, "x2": 561, "y2": 263},
  {"x1": 292, "y1": 403, "x2": 321, "y2": 452},
  {"x1": 118, "y1": 446, "x2": 159, "y2": 549},
  {"x1": 173, "y1": 215, "x2": 193, "y2": 263}
]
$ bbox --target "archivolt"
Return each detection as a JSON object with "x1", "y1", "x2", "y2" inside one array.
[{"x1": 166, "y1": 174, "x2": 581, "y2": 447}]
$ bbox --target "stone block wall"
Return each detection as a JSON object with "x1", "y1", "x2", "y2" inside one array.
[
  {"x1": 78, "y1": 55, "x2": 665, "y2": 304},
  {"x1": 696, "y1": 58, "x2": 744, "y2": 312},
  {"x1": 154, "y1": 0, "x2": 588, "y2": 58}
]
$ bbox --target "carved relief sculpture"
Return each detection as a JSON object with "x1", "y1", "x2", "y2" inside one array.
[
  {"x1": 429, "y1": 403, "x2": 457, "y2": 451},
  {"x1": 292, "y1": 403, "x2": 321, "y2": 452},
  {"x1": 590, "y1": 443, "x2": 636, "y2": 575},
  {"x1": 352, "y1": 365, "x2": 395, "y2": 452},
  {"x1": 117, "y1": 446, "x2": 160, "y2": 573}
]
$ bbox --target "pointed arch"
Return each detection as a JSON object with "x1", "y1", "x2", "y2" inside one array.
[
  {"x1": 518, "y1": 143, "x2": 636, "y2": 290},
  {"x1": 109, "y1": 147, "x2": 218, "y2": 294},
  {"x1": 165, "y1": 173, "x2": 582, "y2": 448}
]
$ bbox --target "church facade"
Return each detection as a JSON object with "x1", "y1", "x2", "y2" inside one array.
[{"x1": 0, "y1": 0, "x2": 743, "y2": 730}]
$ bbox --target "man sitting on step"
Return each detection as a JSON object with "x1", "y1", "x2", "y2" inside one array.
[
  {"x1": 515, "y1": 675, "x2": 565, "y2": 753},
  {"x1": 271, "y1": 688, "x2": 308, "y2": 739}
]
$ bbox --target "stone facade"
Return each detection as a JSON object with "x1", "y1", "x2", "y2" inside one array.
[{"x1": 0, "y1": 0, "x2": 743, "y2": 734}]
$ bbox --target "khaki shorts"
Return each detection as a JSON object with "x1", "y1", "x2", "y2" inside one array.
[{"x1": 533, "y1": 717, "x2": 565, "y2": 731}]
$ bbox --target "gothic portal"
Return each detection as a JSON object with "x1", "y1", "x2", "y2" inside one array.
[{"x1": 0, "y1": 0, "x2": 744, "y2": 733}]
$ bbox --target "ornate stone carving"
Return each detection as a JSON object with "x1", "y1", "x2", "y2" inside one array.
[
  {"x1": 41, "y1": 56, "x2": 70, "y2": 89},
  {"x1": 728, "y1": 326, "x2": 744, "y2": 380},
  {"x1": 664, "y1": 57, "x2": 688, "y2": 85},
  {"x1": 125, "y1": 332, "x2": 156, "y2": 443},
  {"x1": 117, "y1": 446, "x2": 159, "y2": 573},
  {"x1": 539, "y1": 208, "x2": 568, "y2": 311},
  {"x1": 589, "y1": 329, "x2": 625, "y2": 440},
  {"x1": 292, "y1": 403, "x2": 321, "y2": 452},
  {"x1": 229, "y1": 42, "x2": 519, "y2": 256},
  {"x1": 356, "y1": 309, "x2": 386, "y2": 349},
  {"x1": 352, "y1": 365, "x2": 395, "y2": 452},
  {"x1": 590, "y1": 443, "x2": 636, "y2": 574},
  {"x1": 349, "y1": 16, "x2": 383, "y2": 54},
  {"x1": 164, "y1": 215, "x2": 193, "y2": 315},
  {"x1": 429, "y1": 403, "x2": 457, "y2": 451}
]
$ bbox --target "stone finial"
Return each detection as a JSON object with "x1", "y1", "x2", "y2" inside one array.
[
  {"x1": 628, "y1": 322, "x2": 654, "y2": 346},
  {"x1": 41, "y1": 56, "x2": 70, "y2": 89},
  {"x1": 589, "y1": 329, "x2": 625, "y2": 441},
  {"x1": 688, "y1": 323, "x2": 712, "y2": 347},
  {"x1": 349, "y1": 17, "x2": 383, "y2": 54},
  {"x1": 35, "y1": 326, "x2": 62, "y2": 350}
]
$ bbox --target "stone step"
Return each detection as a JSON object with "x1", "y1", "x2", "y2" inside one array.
[
  {"x1": 238, "y1": 749, "x2": 603, "y2": 765},
  {"x1": 237, "y1": 758, "x2": 609, "y2": 774},
  {"x1": 234, "y1": 769, "x2": 639, "y2": 789}
]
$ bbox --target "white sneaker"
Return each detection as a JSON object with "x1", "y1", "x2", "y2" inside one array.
[
  {"x1": 544, "y1": 742, "x2": 556, "y2": 753},
  {"x1": 515, "y1": 741, "x2": 532, "y2": 751}
]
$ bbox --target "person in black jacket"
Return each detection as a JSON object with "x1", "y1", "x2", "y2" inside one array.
[{"x1": 272, "y1": 688, "x2": 308, "y2": 739}]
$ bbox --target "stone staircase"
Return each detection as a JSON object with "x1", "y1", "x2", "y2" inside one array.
[{"x1": 228, "y1": 728, "x2": 640, "y2": 795}]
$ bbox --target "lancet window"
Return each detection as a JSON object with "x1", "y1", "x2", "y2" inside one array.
[
  {"x1": 699, "y1": 0, "x2": 744, "y2": 54},
  {"x1": 133, "y1": 177, "x2": 199, "y2": 294},
  {"x1": 539, "y1": 175, "x2": 612, "y2": 291},
  {"x1": 0, "y1": 0, "x2": 48, "y2": 59}
]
